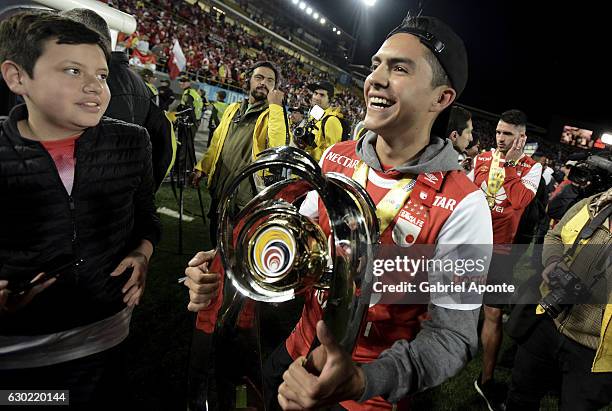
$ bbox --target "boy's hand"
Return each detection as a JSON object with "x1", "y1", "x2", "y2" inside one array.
[
  {"x1": 184, "y1": 250, "x2": 220, "y2": 312},
  {"x1": 111, "y1": 251, "x2": 149, "y2": 307},
  {"x1": 0, "y1": 274, "x2": 57, "y2": 315}
]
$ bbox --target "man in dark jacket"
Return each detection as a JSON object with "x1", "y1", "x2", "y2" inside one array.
[
  {"x1": 157, "y1": 79, "x2": 175, "y2": 112},
  {"x1": 107, "y1": 49, "x2": 174, "y2": 189},
  {"x1": 105, "y1": 50, "x2": 151, "y2": 124},
  {"x1": 140, "y1": 68, "x2": 159, "y2": 105}
]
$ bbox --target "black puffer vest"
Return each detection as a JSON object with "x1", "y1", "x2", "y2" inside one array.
[{"x1": 0, "y1": 105, "x2": 161, "y2": 335}]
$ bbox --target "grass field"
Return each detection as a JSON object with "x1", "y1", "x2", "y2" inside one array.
[
  {"x1": 122, "y1": 183, "x2": 608, "y2": 410},
  {"x1": 125, "y1": 183, "x2": 211, "y2": 409}
]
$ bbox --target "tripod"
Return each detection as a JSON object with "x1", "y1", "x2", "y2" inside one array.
[{"x1": 171, "y1": 108, "x2": 207, "y2": 254}]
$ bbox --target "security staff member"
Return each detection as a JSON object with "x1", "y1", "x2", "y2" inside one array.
[
  {"x1": 207, "y1": 90, "x2": 229, "y2": 147},
  {"x1": 178, "y1": 74, "x2": 204, "y2": 128}
]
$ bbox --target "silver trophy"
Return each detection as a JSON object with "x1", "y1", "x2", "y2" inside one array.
[{"x1": 217, "y1": 146, "x2": 379, "y2": 353}]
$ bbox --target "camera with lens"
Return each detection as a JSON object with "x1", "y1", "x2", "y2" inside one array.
[
  {"x1": 539, "y1": 264, "x2": 590, "y2": 318},
  {"x1": 293, "y1": 119, "x2": 318, "y2": 148},
  {"x1": 174, "y1": 106, "x2": 195, "y2": 127},
  {"x1": 293, "y1": 104, "x2": 326, "y2": 149},
  {"x1": 568, "y1": 152, "x2": 612, "y2": 198}
]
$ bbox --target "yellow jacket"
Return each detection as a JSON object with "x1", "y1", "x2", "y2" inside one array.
[
  {"x1": 596, "y1": 306, "x2": 612, "y2": 372},
  {"x1": 181, "y1": 88, "x2": 204, "y2": 120},
  {"x1": 194, "y1": 102, "x2": 288, "y2": 187},
  {"x1": 305, "y1": 107, "x2": 344, "y2": 162},
  {"x1": 539, "y1": 198, "x2": 612, "y2": 372},
  {"x1": 145, "y1": 82, "x2": 158, "y2": 96}
]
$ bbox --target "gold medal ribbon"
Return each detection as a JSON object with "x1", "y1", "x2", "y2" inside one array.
[
  {"x1": 486, "y1": 150, "x2": 506, "y2": 209},
  {"x1": 352, "y1": 162, "x2": 415, "y2": 234}
]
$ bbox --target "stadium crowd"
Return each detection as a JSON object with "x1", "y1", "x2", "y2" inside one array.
[
  {"x1": 101, "y1": 0, "x2": 365, "y2": 123},
  {"x1": 100, "y1": 0, "x2": 574, "y2": 153}
]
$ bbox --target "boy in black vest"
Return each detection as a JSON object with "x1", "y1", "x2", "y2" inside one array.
[{"x1": 0, "y1": 11, "x2": 160, "y2": 407}]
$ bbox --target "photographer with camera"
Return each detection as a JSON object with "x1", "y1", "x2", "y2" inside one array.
[
  {"x1": 548, "y1": 153, "x2": 611, "y2": 229},
  {"x1": 187, "y1": 61, "x2": 288, "y2": 409},
  {"x1": 294, "y1": 80, "x2": 345, "y2": 161},
  {"x1": 288, "y1": 104, "x2": 307, "y2": 134},
  {"x1": 506, "y1": 174, "x2": 612, "y2": 410}
]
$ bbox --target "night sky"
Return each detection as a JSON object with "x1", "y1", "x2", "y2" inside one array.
[{"x1": 303, "y1": 0, "x2": 612, "y2": 131}]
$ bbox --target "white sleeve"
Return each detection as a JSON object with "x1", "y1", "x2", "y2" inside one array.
[
  {"x1": 437, "y1": 190, "x2": 492, "y2": 245},
  {"x1": 521, "y1": 162, "x2": 543, "y2": 194},
  {"x1": 542, "y1": 167, "x2": 553, "y2": 185},
  {"x1": 298, "y1": 146, "x2": 334, "y2": 219},
  {"x1": 429, "y1": 190, "x2": 493, "y2": 310}
]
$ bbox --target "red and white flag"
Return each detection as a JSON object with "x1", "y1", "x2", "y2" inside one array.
[{"x1": 168, "y1": 39, "x2": 186, "y2": 79}]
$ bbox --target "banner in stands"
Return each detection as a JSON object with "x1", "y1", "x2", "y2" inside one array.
[{"x1": 195, "y1": 82, "x2": 246, "y2": 104}]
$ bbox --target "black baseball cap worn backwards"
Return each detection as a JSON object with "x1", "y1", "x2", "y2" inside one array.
[{"x1": 387, "y1": 16, "x2": 468, "y2": 97}]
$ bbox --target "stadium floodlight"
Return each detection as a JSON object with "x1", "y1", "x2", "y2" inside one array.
[
  {"x1": 362, "y1": 0, "x2": 377, "y2": 6},
  {"x1": 332, "y1": 27, "x2": 336, "y2": 32},
  {"x1": 313, "y1": 12, "x2": 319, "y2": 19},
  {"x1": 299, "y1": 2, "x2": 306, "y2": 10},
  {"x1": 306, "y1": 6, "x2": 313, "y2": 15},
  {"x1": 292, "y1": 0, "x2": 298, "y2": 4},
  {"x1": 320, "y1": 17, "x2": 326, "y2": 24},
  {"x1": 337, "y1": 30, "x2": 341, "y2": 35}
]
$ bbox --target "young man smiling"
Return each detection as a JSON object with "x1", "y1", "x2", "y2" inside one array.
[
  {"x1": 273, "y1": 16, "x2": 494, "y2": 410},
  {"x1": 183, "y1": 15, "x2": 493, "y2": 410}
]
